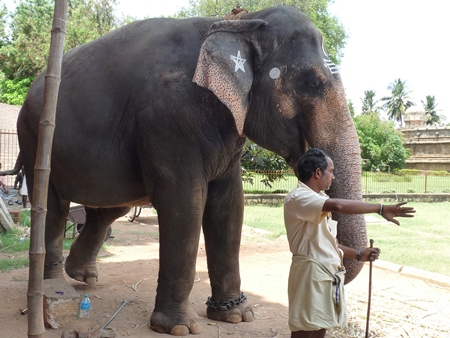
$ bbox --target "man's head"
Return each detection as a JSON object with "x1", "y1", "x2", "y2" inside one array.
[{"x1": 297, "y1": 148, "x2": 335, "y2": 191}]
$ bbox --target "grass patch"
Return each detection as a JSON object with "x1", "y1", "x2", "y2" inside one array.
[
  {"x1": 243, "y1": 204, "x2": 285, "y2": 238},
  {"x1": 244, "y1": 202, "x2": 450, "y2": 277},
  {"x1": 0, "y1": 227, "x2": 75, "y2": 272},
  {"x1": 366, "y1": 202, "x2": 450, "y2": 276}
]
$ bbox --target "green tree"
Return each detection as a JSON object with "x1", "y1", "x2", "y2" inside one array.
[
  {"x1": 361, "y1": 90, "x2": 379, "y2": 115},
  {"x1": 354, "y1": 113, "x2": 409, "y2": 171},
  {"x1": 0, "y1": 2, "x2": 7, "y2": 47},
  {"x1": 241, "y1": 139, "x2": 289, "y2": 188},
  {"x1": 180, "y1": 0, "x2": 347, "y2": 65},
  {"x1": 0, "y1": 0, "x2": 122, "y2": 104},
  {"x1": 380, "y1": 78, "x2": 414, "y2": 126},
  {"x1": 422, "y1": 95, "x2": 445, "y2": 126},
  {"x1": 347, "y1": 99, "x2": 355, "y2": 118}
]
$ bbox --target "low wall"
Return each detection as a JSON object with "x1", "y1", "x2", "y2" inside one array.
[{"x1": 244, "y1": 193, "x2": 450, "y2": 205}]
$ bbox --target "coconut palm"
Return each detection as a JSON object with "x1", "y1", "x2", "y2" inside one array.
[
  {"x1": 381, "y1": 78, "x2": 414, "y2": 126},
  {"x1": 361, "y1": 90, "x2": 379, "y2": 114},
  {"x1": 422, "y1": 95, "x2": 445, "y2": 126}
]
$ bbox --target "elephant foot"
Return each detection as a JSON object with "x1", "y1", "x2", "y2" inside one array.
[
  {"x1": 64, "y1": 253, "x2": 98, "y2": 284},
  {"x1": 206, "y1": 292, "x2": 254, "y2": 323},
  {"x1": 150, "y1": 309, "x2": 202, "y2": 336}
]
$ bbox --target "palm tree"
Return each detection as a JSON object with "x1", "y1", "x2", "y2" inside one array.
[
  {"x1": 381, "y1": 79, "x2": 415, "y2": 126},
  {"x1": 422, "y1": 95, "x2": 445, "y2": 126},
  {"x1": 361, "y1": 90, "x2": 379, "y2": 114}
]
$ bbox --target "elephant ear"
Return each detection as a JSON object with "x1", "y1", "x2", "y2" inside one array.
[{"x1": 193, "y1": 19, "x2": 267, "y2": 135}]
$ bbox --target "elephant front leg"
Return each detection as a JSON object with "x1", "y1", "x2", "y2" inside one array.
[
  {"x1": 65, "y1": 206, "x2": 129, "y2": 284},
  {"x1": 202, "y1": 177, "x2": 254, "y2": 324},
  {"x1": 149, "y1": 188, "x2": 205, "y2": 336}
]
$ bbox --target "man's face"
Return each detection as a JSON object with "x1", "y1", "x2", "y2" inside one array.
[{"x1": 319, "y1": 157, "x2": 335, "y2": 191}]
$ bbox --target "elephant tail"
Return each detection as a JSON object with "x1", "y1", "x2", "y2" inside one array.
[{"x1": 0, "y1": 152, "x2": 23, "y2": 176}]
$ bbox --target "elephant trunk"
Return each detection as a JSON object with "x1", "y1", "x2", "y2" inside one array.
[{"x1": 309, "y1": 91, "x2": 366, "y2": 284}]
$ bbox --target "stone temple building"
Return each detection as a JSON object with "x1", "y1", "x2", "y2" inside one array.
[{"x1": 401, "y1": 106, "x2": 450, "y2": 171}]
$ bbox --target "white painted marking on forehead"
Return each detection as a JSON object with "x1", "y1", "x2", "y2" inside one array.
[
  {"x1": 321, "y1": 38, "x2": 329, "y2": 57},
  {"x1": 324, "y1": 60, "x2": 340, "y2": 74},
  {"x1": 230, "y1": 50, "x2": 246, "y2": 73},
  {"x1": 321, "y1": 38, "x2": 339, "y2": 74},
  {"x1": 269, "y1": 67, "x2": 281, "y2": 79}
]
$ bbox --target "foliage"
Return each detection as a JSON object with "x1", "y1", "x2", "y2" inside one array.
[
  {"x1": 354, "y1": 113, "x2": 409, "y2": 171},
  {"x1": 422, "y1": 95, "x2": 445, "y2": 126},
  {"x1": 0, "y1": 0, "x2": 123, "y2": 105},
  {"x1": 397, "y1": 169, "x2": 422, "y2": 175},
  {"x1": 0, "y1": 2, "x2": 7, "y2": 47},
  {"x1": 241, "y1": 139, "x2": 288, "y2": 171},
  {"x1": 241, "y1": 139, "x2": 290, "y2": 187},
  {"x1": 427, "y1": 170, "x2": 450, "y2": 176},
  {"x1": 0, "y1": 76, "x2": 33, "y2": 105},
  {"x1": 361, "y1": 89, "x2": 379, "y2": 115},
  {"x1": 179, "y1": 0, "x2": 347, "y2": 65},
  {"x1": 371, "y1": 172, "x2": 412, "y2": 183},
  {"x1": 380, "y1": 78, "x2": 415, "y2": 126},
  {"x1": 347, "y1": 99, "x2": 355, "y2": 118}
]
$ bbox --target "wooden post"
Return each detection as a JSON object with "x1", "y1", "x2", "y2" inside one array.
[{"x1": 27, "y1": 1, "x2": 68, "y2": 337}]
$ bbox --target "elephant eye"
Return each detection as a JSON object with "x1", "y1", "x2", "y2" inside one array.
[
  {"x1": 301, "y1": 69, "x2": 323, "y2": 91},
  {"x1": 305, "y1": 79, "x2": 321, "y2": 90}
]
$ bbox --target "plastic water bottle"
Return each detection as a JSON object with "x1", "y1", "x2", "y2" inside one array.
[{"x1": 79, "y1": 293, "x2": 91, "y2": 318}]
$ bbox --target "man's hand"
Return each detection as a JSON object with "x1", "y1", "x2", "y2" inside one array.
[
  {"x1": 360, "y1": 247, "x2": 381, "y2": 262},
  {"x1": 382, "y1": 201, "x2": 416, "y2": 225}
]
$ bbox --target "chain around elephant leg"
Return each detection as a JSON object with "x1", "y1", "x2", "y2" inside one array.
[{"x1": 206, "y1": 292, "x2": 254, "y2": 323}]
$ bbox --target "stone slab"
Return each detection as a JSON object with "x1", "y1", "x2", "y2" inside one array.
[{"x1": 43, "y1": 278, "x2": 80, "y2": 329}]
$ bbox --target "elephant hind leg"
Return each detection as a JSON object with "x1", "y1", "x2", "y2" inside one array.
[
  {"x1": 150, "y1": 307, "x2": 202, "y2": 336},
  {"x1": 65, "y1": 206, "x2": 129, "y2": 284},
  {"x1": 44, "y1": 186, "x2": 70, "y2": 280}
]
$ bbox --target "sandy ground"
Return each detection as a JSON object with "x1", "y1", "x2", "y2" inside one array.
[{"x1": 1, "y1": 208, "x2": 450, "y2": 338}]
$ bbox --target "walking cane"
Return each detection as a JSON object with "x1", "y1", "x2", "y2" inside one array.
[{"x1": 365, "y1": 239, "x2": 374, "y2": 338}]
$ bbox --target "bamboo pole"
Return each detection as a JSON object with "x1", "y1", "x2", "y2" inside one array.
[{"x1": 27, "y1": 1, "x2": 68, "y2": 337}]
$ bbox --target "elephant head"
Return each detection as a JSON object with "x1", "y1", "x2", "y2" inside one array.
[{"x1": 194, "y1": 7, "x2": 365, "y2": 283}]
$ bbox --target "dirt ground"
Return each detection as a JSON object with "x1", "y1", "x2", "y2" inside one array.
[{"x1": 1, "y1": 207, "x2": 450, "y2": 338}]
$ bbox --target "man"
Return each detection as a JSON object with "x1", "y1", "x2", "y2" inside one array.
[{"x1": 284, "y1": 148, "x2": 415, "y2": 338}]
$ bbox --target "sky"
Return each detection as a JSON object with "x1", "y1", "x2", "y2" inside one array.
[{"x1": 3, "y1": 0, "x2": 448, "y2": 120}]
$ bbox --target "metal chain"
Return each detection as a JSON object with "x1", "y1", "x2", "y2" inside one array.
[{"x1": 206, "y1": 292, "x2": 248, "y2": 311}]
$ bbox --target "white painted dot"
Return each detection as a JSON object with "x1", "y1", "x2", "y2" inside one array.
[{"x1": 269, "y1": 67, "x2": 281, "y2": 79}]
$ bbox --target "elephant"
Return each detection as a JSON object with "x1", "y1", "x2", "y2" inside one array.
[{"x1": 15, "y1": 6, "x2": 366, "y2": 336}]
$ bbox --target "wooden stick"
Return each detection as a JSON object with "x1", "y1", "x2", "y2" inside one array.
[{"x1": 365, "y1": 239, "x2": 374, "y2": 338}]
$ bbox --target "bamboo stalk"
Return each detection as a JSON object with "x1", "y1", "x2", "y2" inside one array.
[{"x1": 27, "y1": 2, "x2": 68, "y2": 337}]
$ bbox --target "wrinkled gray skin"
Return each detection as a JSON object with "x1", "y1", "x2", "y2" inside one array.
[{"x1": 16, "y1": 7, "x2": 366, "y2": 336}]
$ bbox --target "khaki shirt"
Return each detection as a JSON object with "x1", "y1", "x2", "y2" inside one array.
[{"x1": 284, "y1": 181, "x2": 343, "y2": 272}]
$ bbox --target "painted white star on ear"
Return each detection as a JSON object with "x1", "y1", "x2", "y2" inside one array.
[{"x1": 230, "y1": 50, "x2": 246, "y2": 73}]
